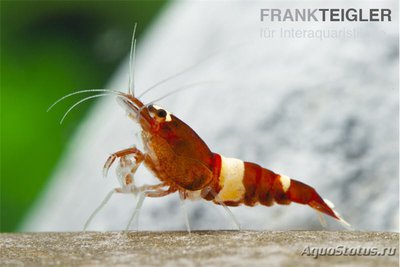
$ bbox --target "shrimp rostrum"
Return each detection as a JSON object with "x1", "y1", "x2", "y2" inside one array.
[{"x1": 50, "y1": 27, "x2": 350, "y2": 232}]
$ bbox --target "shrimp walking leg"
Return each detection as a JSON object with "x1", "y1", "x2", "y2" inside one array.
[
  {"x1": 125, "y1": 186, "x2": 177, "y2": 231},
  {"x1": 125, "y1": 183, "x2": 169, "y2": 232},
  {"x1": 204, "y1": 187, "x2": 241, "y2": 230},
  {"x1": 83, "y1": 189, "x2": 116, "y2": 231},
  {"x1": 179, "y1": 191, "x2": 191, "y2": 233},
  {"x1": 85, "y1": 183, "x2": 170, "y2": 231},
  {"x1": 125, "y1": 191, "x2": 145, "y2": 232}
]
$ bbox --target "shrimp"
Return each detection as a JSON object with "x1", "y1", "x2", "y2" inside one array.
[{"x1": 49, "y1": 25, "x2": 350, "y2": 232}]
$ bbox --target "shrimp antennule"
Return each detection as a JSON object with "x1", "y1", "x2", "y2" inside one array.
[{"x1": 128, "y1": 23, "x2": 137, "y2": 96}]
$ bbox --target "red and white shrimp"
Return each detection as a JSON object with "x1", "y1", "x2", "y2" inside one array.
[{"x1": 50, "y1": 25, "x2": 350, "y2": 232}]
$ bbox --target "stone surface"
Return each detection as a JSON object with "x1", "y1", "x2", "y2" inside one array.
[{"x1": 1, "y1": 231, "x2": 399, "y2": 267}]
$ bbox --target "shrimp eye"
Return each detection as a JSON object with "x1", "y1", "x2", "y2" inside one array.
[{"x1": 157, "y1": 109, "x2": 167, "y2": 118}]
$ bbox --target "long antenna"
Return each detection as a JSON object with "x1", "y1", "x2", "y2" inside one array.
[
  {"x1": 138, "y1": 56, "x2": 208, "y2": 100},
  {"x1": 146, "y1": 81, "x2": 219, "y2": 105},
  {"x1": 128, "y1": 23, "x2": 138, "y2": 96},
  {"x1": 138, "y1": 42, "x2": 247, "y2": 100}
]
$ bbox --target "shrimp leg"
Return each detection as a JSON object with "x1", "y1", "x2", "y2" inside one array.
[
  {"x1": 125, "y1": 185, "x2": 177, "y2": 231},
  {"x1": 179, "y1": 190, "x2": 191, "y2": 233},
  {"x1": 84, "y1": 183, "x2": 170, "y2": 231},
  {"x1": 202, "y1": 186, "x2": 241, "y2": 230},
  {"x1": 84, "y1": 147, "x2": 144, "y2": 231},
  {"x1": 103, "y1": 146, "x2": 144, "y2": 178}
]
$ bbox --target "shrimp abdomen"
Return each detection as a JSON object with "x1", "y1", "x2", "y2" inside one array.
[{"x1": 208, "y1": 154, "x2": 347, "y2": 224}]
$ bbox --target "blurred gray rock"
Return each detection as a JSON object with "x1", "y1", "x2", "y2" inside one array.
[{"x1": 23, "y1": 1, "x2": 398, "y2": 232}]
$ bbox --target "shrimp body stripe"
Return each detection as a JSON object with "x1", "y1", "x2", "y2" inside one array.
[
  {"x1": 216, "y1": 156, "x2": 245, "y2": 202},
  {"x1": 279, "y1": 174, "x2": 291, "y2": 192}
]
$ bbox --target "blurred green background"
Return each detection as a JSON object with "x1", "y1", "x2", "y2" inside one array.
[{"x1": 0, "y1": 0, "x2": 168, "y2": 232}]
